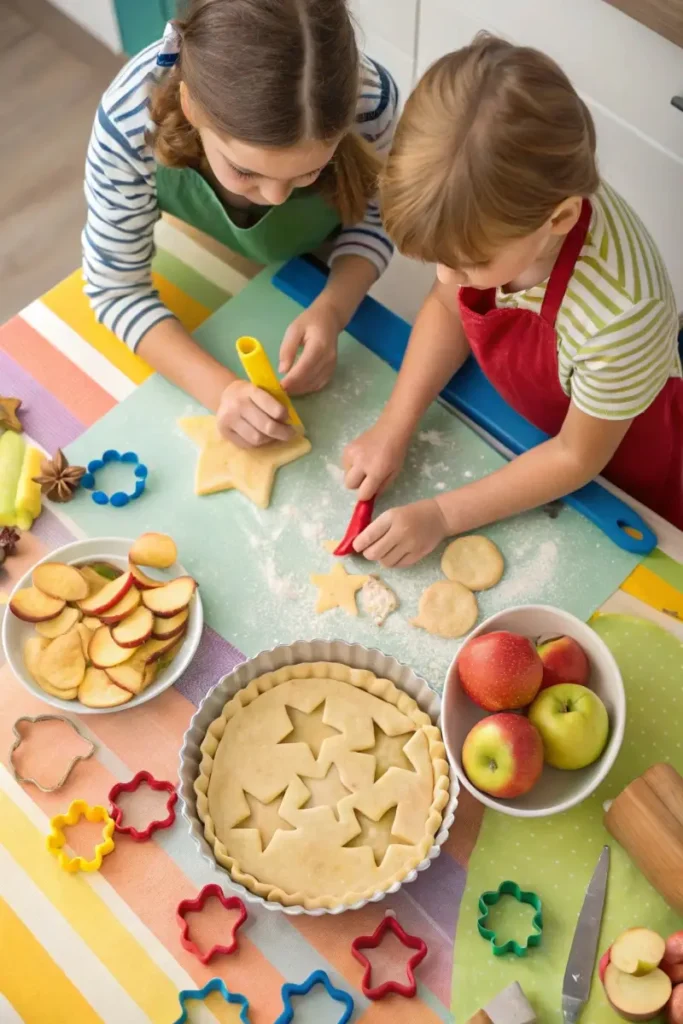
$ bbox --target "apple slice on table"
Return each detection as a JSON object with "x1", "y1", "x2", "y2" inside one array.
[
  {"x1": 600, "y1": 948, "x2": 612, "y2": 983},
  {"x1": 10, "y1": 587, "x2": 65, "y2": 623},
  {"x1": 36, "y1": 605, "x2": 82, "y2": 639},
  {"x1": 111, "y1": 606, "x2": 153, "y2": 648},
  {"x1": 537, "y1": 635, "x2": 590, "y2": 690},
  {"x1": 152, "y1": 608, "x2": 188, "y2": 640},
  {"x1": 105, "y1": 663, "x2": 145, "y2": 695},
  {"x1": 78, "y1": 667, "x2": 131, "y2": 708},
  {"x1": 33, "y1": 562, "x2": 89, "y2": 603},
  {"x1": 88, "y1": 626, "x2": 136, "y2": 669},
  {"x1": 129, "y1": 532, "x2": 177, "y2": 569},
  {"x1": 128, "y1": 560, "x2": 164, "y2": 590},
  {"x1": 611, "y1": 929, "x2": 666, "y2": 977},
  {"x1": 78, "y1": 572, "x2": 134, "y2": 616},
  {"x1": 604, "y1": 962, "x2": 671, "y2": 1021},
  {"x1": 141, "y1": 577, "x2": 196, "y2": 618},
  {"x1": 38, "y1": 629, "x2": 86, "y2": 691},
  {"x1": 97, "y1": 586, "x2": 141, "y2": 625}
]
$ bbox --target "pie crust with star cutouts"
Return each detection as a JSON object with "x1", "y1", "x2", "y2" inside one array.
[{"x1": 194, "y1": 662, "x2": 450, "y2": 910}]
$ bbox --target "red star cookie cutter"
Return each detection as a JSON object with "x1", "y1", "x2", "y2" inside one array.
[
  {"x1": 176, "y1": 884, "x2": 248, "y2": 965},
  {"x1": 351, "y1": 910, "x2": 428, "y2": 1000},
  {"x1": 108, "y1": 770, "x2": 177, "y2": 841}
]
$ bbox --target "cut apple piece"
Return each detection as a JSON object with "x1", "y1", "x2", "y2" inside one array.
[
  {"x1": 38, "y1": 629, "x2": 86, "y2": 691},
  {"x1": 33, "y1": 562, "x2": 89, "y2": 602},
  {"x1": 132, "y1": 633, "x2": 183, "y2": 665},
  {"x1": 36, "y1": 605, "x2": 82, "y2": 639},
  {"x1": 88, "y1": 626, "x2": 135, "y2": 669},
  {"x1": 78, "y1": 572, "x2": 134, "y2": 616},
  {"x1": 24, "y1": 635, "x2": 50, "y2": 681},
  {"x1": 142, "y1": 662, "x2": 159, "y2": 689},
  {"x1": 78, "y1": 667, "x2": 131, "y2": 708},
  {"x1": 111, "y1": 606, "x2": 153, "y2": 648},
  {"x1": 105, "y1": 663, "x2": 145, "y2": 695},
  {"x1": 141, "y1": 576, "x2": 197, "y2": 617},
  {"x1": 82, "y1": 616, "x2": 101, "y2": 630},
  {"x1": 38, "y1": 678, "x2": 79, "y2": 701},
  {"x1": 129, "y1": 532, "x2": 177, "y2": 569},
  {"x1": 79, "y1": 565, "x2": 110, "y2": 596},
  {"x1": 612, "y1": 929, "x2": 666, "y2": 978},
  {"x1": 74, "y1": 623, "x2": 94, "y2": 661},
  {"x1": 97, "y1": 586, "x2": 141, "y2": 625},
  {"x1": 604, "y1": 963, "x2": 671, "y2": 1021},
  {"x1": 10, "y1": 587, "x2": 65, "y2": 623},
  {"x1": 152, "y1": 608, "x2": 188, "y2": 640},
  {"x1": 128, "y1": 560, "x2": 164, "y2": 590}
]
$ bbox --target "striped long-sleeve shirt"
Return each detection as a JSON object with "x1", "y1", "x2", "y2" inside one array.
[{"x1": 82, "y1": 36, "x2": 398, "y2": 351}]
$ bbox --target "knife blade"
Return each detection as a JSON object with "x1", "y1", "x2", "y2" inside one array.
[{"x1": 562, "y1": 845, "x2": 610, "y2": 1022}]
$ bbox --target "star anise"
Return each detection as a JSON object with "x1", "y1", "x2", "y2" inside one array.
[
  {"x1": 0, "y1": 397, "x2": 22, "y2": 432},
  {"x1": 0, "y1": 526, "x2": 20, "y2": 566},
  {"x1": 33, "y1": 450, "x2": 86, "y2": 503}
]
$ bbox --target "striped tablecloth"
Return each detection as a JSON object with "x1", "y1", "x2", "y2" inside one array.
[{"x1": 1, "y1": 219, "x2": 681, "y2": 1024}]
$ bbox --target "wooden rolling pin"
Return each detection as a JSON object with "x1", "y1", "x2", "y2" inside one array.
[{"x1": 604, "y1": 763, "x2": 683, "y2": 914}]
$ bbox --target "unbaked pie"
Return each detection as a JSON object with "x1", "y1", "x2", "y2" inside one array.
[{"x1": 195, "y1": 662, "x2": 451, "y2": 910}]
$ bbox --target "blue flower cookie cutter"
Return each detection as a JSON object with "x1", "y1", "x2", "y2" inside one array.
[
  {"x1": 274, "y1": 970, "x2": 354, "y2": 1024},
  {"x1": 80, "y1": 449, "x2": 148, "y2": 507},
  {"x1": 173, "y1": 978, "x2": 250, "y2": 1024},
  {"x1": 477, "y1": 880, "x2": 543, "y2": 957}
]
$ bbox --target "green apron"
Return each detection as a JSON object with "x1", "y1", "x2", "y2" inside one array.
[{"x1": 156, "y1": 164, "x2": 340, "y2": 264}]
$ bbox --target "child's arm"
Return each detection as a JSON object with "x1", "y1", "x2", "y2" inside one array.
[
  {"x1": 343, "y1": 279, "x2": 470, "y2": 499},
  {"x1": 354, "y1": 404, "x2": 633, "y2": 567}
]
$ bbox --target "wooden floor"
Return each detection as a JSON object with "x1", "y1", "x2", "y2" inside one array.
[{"x1": 0, "y1": 2, "x2": 122, "y2": 321}]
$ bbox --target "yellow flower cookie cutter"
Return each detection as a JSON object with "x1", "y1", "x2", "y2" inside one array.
[{"x1": 46, "y1": 799, "x2": 115, "y2": 872}]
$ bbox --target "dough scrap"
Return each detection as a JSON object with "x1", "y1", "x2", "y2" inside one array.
[
  {"x1": 178, "y1": 415, "x2": 310, "y2": 509},
  {"x1": 441, "y1": 535, "x2": 504, "y2": 591},
  {"x1": 361, "y1": 576, "x2": 398, "y2": 626},
  {"x1": 310, "y1": 562, "x2": 369, "y2": 616},
  {"x1": 411, "y1": 580, "x2": 478, "y2": 638}
]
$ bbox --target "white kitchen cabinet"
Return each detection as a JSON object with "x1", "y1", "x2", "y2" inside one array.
[{"x1": 349, "y1": 0, "x2": 418, "y2": 61}]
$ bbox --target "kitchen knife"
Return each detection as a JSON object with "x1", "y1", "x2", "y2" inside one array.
[{"x1": 562, "y1": 845, "x2": 610, "y2": 1022}]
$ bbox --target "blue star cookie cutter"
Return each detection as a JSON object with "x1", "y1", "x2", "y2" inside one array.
[
  {"x1": 80, "y1": 449, "x2": 148, "y2": 507},
  {"x1": 274, "y1": 970, "x2": 354, "y2": 1024},
  {"x1": 173, "y1": 978, "x2": 250, "y2": 1024}
]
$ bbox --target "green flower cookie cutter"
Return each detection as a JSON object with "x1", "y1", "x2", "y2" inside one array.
[{"x1": 477, "y1": 881, "x2": 543, "y2": 957}]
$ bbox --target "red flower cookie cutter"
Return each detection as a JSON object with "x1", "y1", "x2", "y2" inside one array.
[
  {"x1": 176, "y1": 884, "x2": 247, "y2": 965},
  {"x1": 108, "y1": 770, "x2": 177, "y2": 841},
  {"x1": 351, "y1": 910, "x2": 428, "y2": 1000}
]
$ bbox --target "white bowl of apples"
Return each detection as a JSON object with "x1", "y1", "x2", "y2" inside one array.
[
  {"x1": 442, "y1": 604, "x2": 625, "y2": 817},
  {"x1": 2, "y1": 534, "x2": 202, "y2": 714}
]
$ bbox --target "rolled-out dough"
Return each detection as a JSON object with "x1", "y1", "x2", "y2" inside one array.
[
  {"x1": 411, "y1": 580, "x2": 478, "y2": 638},
  {"x1": 441, "y1": 535, "x2": 504, "y2": 591}
]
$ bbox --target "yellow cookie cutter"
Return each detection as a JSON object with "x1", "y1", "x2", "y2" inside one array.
[
  {"x1": 236, "y1": 335, "x2": 305, "y2": 434},
  {"x1": 46, "y1": 799, "x2": 115, "y2": 872}
]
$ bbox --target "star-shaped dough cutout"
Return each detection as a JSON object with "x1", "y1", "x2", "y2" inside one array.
[
  {"x1": 310, "y1": 562, "x2": 369, "y2": 616},
  {"x1": 233, "y1": 788, "x2": 295, "y2": 851},
  {"x1": 344, "y1": 805, "x2": 412, "y2": 866},
  {"x1": 300, "y1": 763, "x2": 351, "y2": 820},
  {"x1": 178, "y1": 415, "x2": 311, "y2": 509},
  {"x1": 0, "y1": 397, "x2": 22, "y2": 433},
  {"x1": 280, "y1": 702, "x2": 342, "y2": 759}
]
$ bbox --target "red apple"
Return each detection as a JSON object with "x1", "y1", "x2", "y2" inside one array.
[
  {"x1": 600, "y1": 948, "x2": 612, "y2": 983},
  {"x1": 665, "y1": 933, "x2": 683, "y2": 966},
  {"x1": 667, "y1": 985, "x2": 683, "y2": 1024},
  {"x1": 537, "y1": 635, "x2": 590, "y2": 690},
  {"x1": 461, "y1": 713, "x2": 544, "y2": 798},
  {"x1": 458, "y1": 631, "x2": 543, "y2": 711},
  {"x1": 663, "y1": 965, "x2": 683, "y2": 986}
]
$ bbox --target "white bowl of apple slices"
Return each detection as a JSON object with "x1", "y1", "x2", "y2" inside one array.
[{"x1": 2, "y1": 533, "x2": 202, "y2": 713}]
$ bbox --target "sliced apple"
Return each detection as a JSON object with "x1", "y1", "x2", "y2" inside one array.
[
  {"x1": 38, "y1": 678, "x2": 79, "y2": 701},
  {"x1": 24, "y1": 635, "x2": 51, "y2": 681},
  {"x1": 152, "y1": 608, "x2": 188, "y2": 640},
  {"x1": 78, "y1": 572, "x2": 134, "y2": 616},
  {"x1": 33, "y1": 562, "x2": 89, "y2": 602},
  {"x1": 36, "y1": 605, "x2": 82, "y2": 639},
  {"x1": 105, "y1": 662, "x2": 145, "y2": 695},
  {"x1": 142, "y1": 662, "x2": 159, "y2": 688},
  {"x1": 111, "y1": 606, "x2": 153, "y2": 648},
  {"x1": 128, "y1": 560, "x2": 164, "y2": 590},
  {"x1": 78, "y1": 667, "x2": 131, "y2": 708},
  {"x1": 612, "y1": 929, "x2": 666, "y2": 977},
  {"x1": 97, "y1": 586, "x2": 141, "y2": 625},
  {"x1": 10, "y1": 587, "x2": 65, "y2": 623},
  {"x1": 88, "y1": 626, "x2": 135, "y2": 669},
  {"x1": 604, "y1": 963, "x2": 671, "y2": 1021},
  {"x1": 79, "y1": 565, "x2": 110, "y2": 596},
  {"x1": 38, "y1": 629, "x2": 86, "y2": 691},
  {"x1": 74, "y1": 623, "x2": 94, "y2": 661},
  {"x1": 129, "y1": 532, "x2": 177, "y2": 569},
  {"x1": 82, "y1": 616, "x2": 101, "y2": 630},
  {"x1": 132, "y1": 633, "x2": 183, "y2": 665},
  {"x1": 141, "y1": 576, "x2": 196, "y2": 617}
]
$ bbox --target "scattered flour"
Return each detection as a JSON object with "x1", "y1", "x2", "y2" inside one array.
[
  {"x1": 420, "y1": 460, "x2": 449, "y2": 480},
  {"x1": 326, "y1": 462, "x2": 345, "y2": 485},
  {"x1": 463, "y1": 470, "x2": 473, "y2": 479},
  {"x1": 263, "y1": 556, "x2": 301, "y2": 600},
  {"x1": 434, "y1": 482, "x2": 446, "y2": 491},
  {"x1": 300, "y1": 520, "x2": 325, "y2": 545},
  {"x1": 495, "y1": 540, "x2": 559, "y2": 603},
  {"x1": 418, "y1": 430, "x2": 445, "y2": 447}
]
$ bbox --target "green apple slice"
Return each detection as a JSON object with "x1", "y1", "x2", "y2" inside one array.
[
  {"x1": 603, "y1": 963, "x2": 671, "y2": 1020},
  {"x1": 611, "y1": 928, "x2": 666, "y2": 977}
]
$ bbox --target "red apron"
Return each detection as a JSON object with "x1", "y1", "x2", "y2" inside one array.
[{"x1": 458, "y1": 199, "x2": 683, "y2": 529}]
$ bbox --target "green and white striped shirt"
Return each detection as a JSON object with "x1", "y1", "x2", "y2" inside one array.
[{"x1": 496, "y1": 182, "x2": 681, "y2": 420}]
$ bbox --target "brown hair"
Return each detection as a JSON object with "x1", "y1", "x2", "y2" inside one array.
[
  {"x1": 381, "y1": 34, "x2": 599, "y2": 265},
  {"x1": 148, "y1": 0, "x2": 380, "y2": 224}
]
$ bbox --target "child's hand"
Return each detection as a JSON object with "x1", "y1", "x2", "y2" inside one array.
[
  {"x1": 216, "y1": 380, "x2": 294, "y2": 448},
  {"x1": 343, "y1": 422, "x2": 410, "y2": 501},
  {"x1": 279, "y1": 298, "x2": 340, "y2": 396},
  {"x1": 353, "y1": 498, "x2": 448, "y2": 567}
]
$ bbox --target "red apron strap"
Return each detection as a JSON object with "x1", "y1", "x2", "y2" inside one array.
[{"x1": 541, "y1": 198, "x2": 593, "y2": 326}]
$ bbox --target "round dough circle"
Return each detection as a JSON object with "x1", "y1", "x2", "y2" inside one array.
[
  {"x1": 440, "y1": 535, "x2": 504, "y2": 591},
  {"x1": 411, "y1": 580, "x2": 478, "y2": 638}
]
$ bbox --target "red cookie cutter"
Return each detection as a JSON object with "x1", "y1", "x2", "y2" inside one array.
[
  {"x1": 351, "y1": 910, "x2": 428, "y2": 1000},
  {"x1": 108, "y1": 770, "x2": 178, "y2": 841},
  {"x1": 333, "y1": 498, "x2": 375, "y2": 556},
  {"x1": 176, "y1": 884, "x2": 248, "y2": 965}
]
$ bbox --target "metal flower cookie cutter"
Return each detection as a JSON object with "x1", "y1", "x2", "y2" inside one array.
[
  {"x1": 108, "y1": 770, "x2": 177, "y2": 841},
  {"x1": 47, "y1": 799, "x2": 116, "y2": 873},
  {"x1": 477, "y1": 880, "x2": 543, "y2": 957},
  {"x1": 351, "y1": 910, "x2": 428, "y2": 999},
  {"x1": 9, "y1": 714, "x2": 96, "y2": 792},
  {"x1": 176, "y1": 883, "x2": 247, "y2": 964}
]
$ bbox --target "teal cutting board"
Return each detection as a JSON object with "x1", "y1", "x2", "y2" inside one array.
[{"x1": 63, "y1": 267, "x2": 640, "y2": 690}]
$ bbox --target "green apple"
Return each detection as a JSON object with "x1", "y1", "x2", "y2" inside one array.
[{"x1": 528, "y1": 683, "x2": 609, "y2": 770}]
